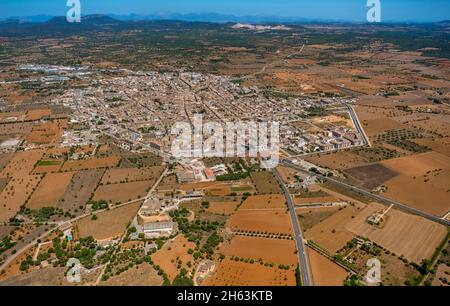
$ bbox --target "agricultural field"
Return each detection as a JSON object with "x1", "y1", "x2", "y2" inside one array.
[
  {"x1": 380, "y1": 152, "x2": 450, "y2": 216},
  {"x1": 203, "y1": 258, "x2": 296, "y2": 286},
  {"x1": 0, "y1": 224, "x2": 14, "y2": 240},
  {"x1": 308, "y1": 248, "x2": 348, "y2": 286},
  {"x1": 345, "y1": 203, "x2": 448, "y2": 263},
  {"x1": 60, "y1": 155, "x2": 121, "y2": 171},
  {"x1": 0, "y1": 153, "x2": 14, "y2": 172},
  {"x1": 0, "y1": 122, "x2": 33, "y2": 137},
  {"x1": 25, "y1": 109, "x2": 51, "y2": 121},
  {"x1": 350, "y1": 146, "x2": 402, "y2": 163},
  {"x1": 27, "y1": 172, "x2": 74, "y2": 210},
  {"x1": 0, "y1": 150, "x2": 43, "y2": 222},
  {"x1": 0, "y1": 174, "x2": 42, "y2": 223},
  {"x1": 344, "y1": 163, "x2": 398, "y2": 190},
  {"x1": 93, "y1": 180, "x2": 154, "y2": 205},
  {"x1": 0, "y1": 266, "x2": 67, "y2": 286},
  {"x1": 102, "y1": 263, "x2": 163, "y2": 286},
  {"x1": 206, "y1": 200, "x2": 240, "y2": 215},
  {"x1": 382, "y1": 174, "x2": 450, "y2": 216},
  {"x1": 363, "y1": 118, "x2": 406, "y2": 139},
  {"x1": 75, "y1": 202, "x2": 141, "y2": 240},
  {"x1": 25, "y1": 120, "x2": 66, "y2": 145},
  {"x1": 0, "y1": 224, "x2": 49, "y2": 269},
  {"x1": 1, "y1": 14, "x2": 450, "y2": 287},
  {"x1": 230, "y1": 184, "x2": 256, "y2": 194},
  {"x1": 374, "y1": 129, "x2": 430, "y2": 154},
  {"x1": 276, "y1": 166, "x2": 300, "y2": 184},
  {"x1": 294, "y1": 195, "x2": 339, "y2": 206},
  {"x1": 304, "y1": 204, "x2": 363, "y2": 254},
  {"x1": 0, "y1": 177, "x2": 8, "y2": 193},
  {"x1": 297, "y1": 206, "x2": 342, "y2": 231},
  {"x1": 225, "y1": 192, "x2": 292, "y2": 237},
  {"x1": 151, "y1": 235, "x2": 195, "y2": 282},
  {"x1": 219, "y1": 236, "x2": 297, "y2": 266},
  {"x1": 355, "y1": 106, "x2": 407, "y2": 137},
  {"x1": 406, "y1": 114, "x2": 450, "y2": 137},
  {"x1": 381, "y1": 151, "x2": 450, "y2": 177},
  {"x1": 413, "y1": 137, "x2": 450, "y2": 157},
  {"x1": 431, "y1": 265, "x2": 450, "y2": 286},
  {"x1": 239, "y1": 194, "x2": 286, "y2": 210},
  {"x1": 306, "y1": 151, "x2": 369, "y2": 170},
  {"x1": 227, "y1": 209, "x2": 292, "y2": 235},
  {"x1": 0, "y1": 150, "x2": 43, "y2": 177},
  {"x1": 179, "y1": 181, "x2": 225, "y2": 192},
  {"x1": 180, "y1": 199, "x2": 229, "y2": 224},
  {"x1": 227, "y1": 209, "x2": 292, "y2": 234},
  {"x1": 117, "y1": 152, "x2": 162, "y2": 168},
  {"x1": 250, "y1": 171, "x2": 282, "y2": 194},
  {"x1": 157, "y1": 174, "x2": 179, "y2": 193},
  {"x1": 32, "y1": 159, "x2": 63, "y2": 174},
  {"x1": 101, "y1": 166, "x2": 165, "y2": 185},
  {"x1": 204, "y1": 185, "x2": 231, "y2": 197},
  {"x1": 58, "y1": 169, "x2": 105, "y2": 213},
  {"x1": 179, "y1": 179, "x2": 254, "y2": 197}
]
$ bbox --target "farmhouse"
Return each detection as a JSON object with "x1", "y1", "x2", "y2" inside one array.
[
  {"x1": 142, "y1": 221, "x2": 177, "y2": 238},
  {"x1": 139, "y1": 197, "x2": 162, "y2": 216},
  {"x1": 182, "y1": 190, "x2": 205, "y2": 199},
  {"x1": 176, "y1": 170, "x2": 196, "y2": 183}
]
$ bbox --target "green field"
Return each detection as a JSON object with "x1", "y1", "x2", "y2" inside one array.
[{"x1": 37, "y1": 160, "x2": 61, "y2": 166}]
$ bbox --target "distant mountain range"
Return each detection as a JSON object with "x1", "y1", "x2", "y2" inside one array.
[
  {"x1": 107, "y1": 13, "x2": 325, "y2": 23},
  {"x1": 0, "y1": 13, "x2": 334, "y2": 24},
  {"x1": 2, "y1": 13, "x2": 449, "y2": 25},
  {"x1": 0, "y1": 14, "x2": 120, "y2": 27},
  {"x1": 0, "y1": 13, "x2": 450, "y2": 27},
  {"x1": 0, "y1": 14, "x2": 56, "y2": 23}
]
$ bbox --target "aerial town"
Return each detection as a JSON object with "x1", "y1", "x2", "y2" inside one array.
[{"x1": 0, "y1": 9, "x2": 449, "y2": 288}]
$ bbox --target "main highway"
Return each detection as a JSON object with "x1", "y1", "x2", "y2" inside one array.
[
  {"x1": 272, "y1": 168, "x2": 314, "y2": 286},
  {"x1": 279, "y1": 160, "x2": 450, "y2": 227}
]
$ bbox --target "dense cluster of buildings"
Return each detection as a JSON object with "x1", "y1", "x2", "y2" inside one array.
[
  {"x1": 52, "y1": 69, "x2": 364, "y2": 159},
  {"x1": 294, "y1": 126, "x2": 364, "y2": 154},
  {"x1": 39, "y1": 67, "x2": 368, "y2": 166}
]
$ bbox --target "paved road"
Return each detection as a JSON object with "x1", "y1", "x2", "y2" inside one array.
[
  {"x1": 0, "y1": 198, "x2": 144, "y2": 273},
  {"x1": 0, "y1": 226, "x2": 57, "y2": 272},
  {"x1": 94, "y1": 166, "x2": 168, "y2": 285},
  {"x1": 280, "y1": 160, "x2": 450, "y2": 227},
  {"x1": 0, "y1": 168, "x2": 169, "y2": 275},
  {"x1": 272, "y1": 168, "x2": 314, "y2": 286},
  {"x1": 346, "y1": 104, "x2": 371, "y2": 147},
  {"x1": 142, "y1": 167, "x2": 169, "y2": 205},
  {"x1": 285, "y1": 103, "x2": 369, "y2": 160}
]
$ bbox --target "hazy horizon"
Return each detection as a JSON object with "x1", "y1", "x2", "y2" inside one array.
[{"x1": 0, "y1": 0, "x2": 449, "y2": 22}]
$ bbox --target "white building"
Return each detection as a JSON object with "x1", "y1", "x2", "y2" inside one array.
[{"x1": 142, "y1": 221, "x2": 176, "y2": 238}]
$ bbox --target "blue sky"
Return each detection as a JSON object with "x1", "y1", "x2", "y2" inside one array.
[{"x1": 0, "y1": 0, "x2": 449, "y2": 22}]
